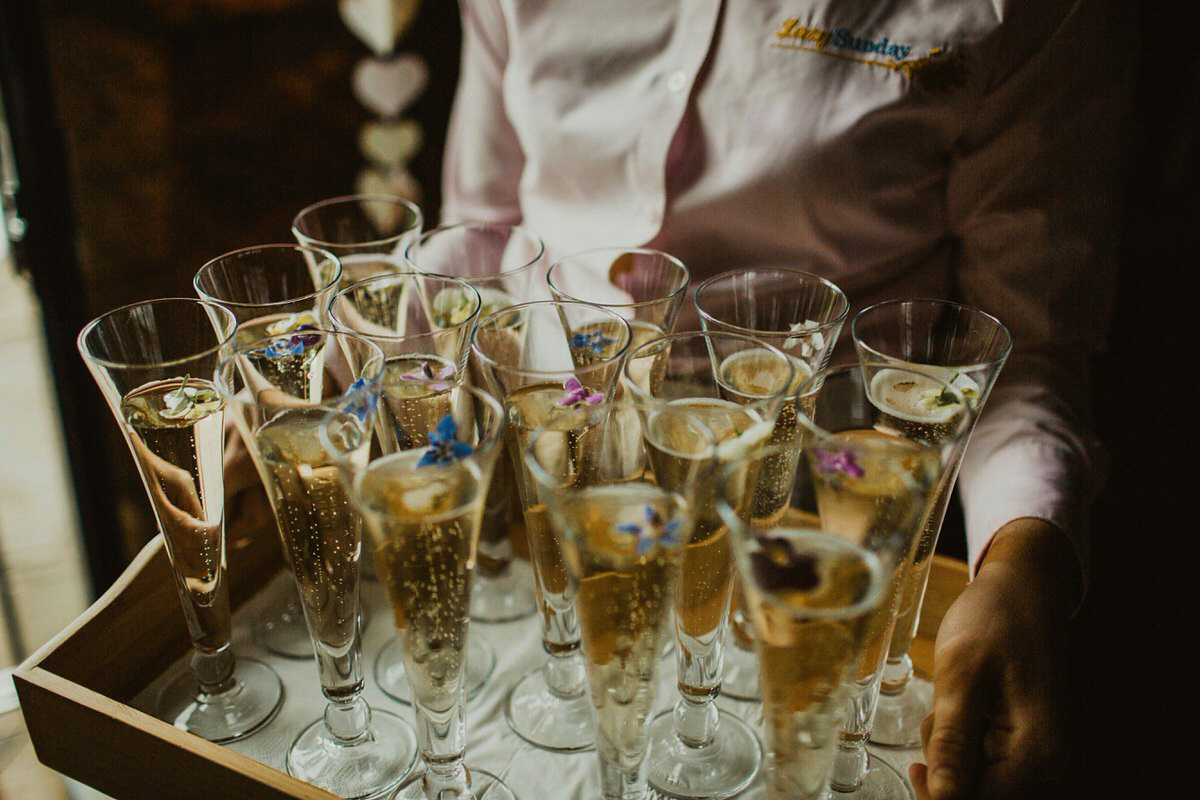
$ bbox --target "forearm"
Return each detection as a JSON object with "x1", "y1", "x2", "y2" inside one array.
[{"x1": 974, "y1": 516, "x2": 1082, "y2": 624}]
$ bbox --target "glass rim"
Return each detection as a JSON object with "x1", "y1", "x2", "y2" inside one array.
[
  {"x1": 291, "y1": 193, "x2": 423, "y2": 249},
  {"x1": 319, "y1": 381, "x2": 506, "y2": 467},
  {"x1": 851, "y1": 297, "x2": 1013, "y2": 369},
  {"x1": 328, "y1": 271, "x2": 483, "y2": 339},
  {"x1": 77, "y1": 297, "x2": 238, "y2": 371},
  {"x1": 193, "y1": 243, "x2": 344, "y2": 311},
  {"x1": 713, "y1": 500, "x2": 889, "y2": 621},
  {"x1": 403, "y1": 221, "x2": 546, "y2": 281},
  {"x1": 793, "y1": 360, "x2": 973, "y2": 443},
  {"x1": 621, "y1": 329, "x2": 796, "y2": 406},
  {"x1": 546, "y1": 246, "x2": 691, "y2": 311},
  {"x1": 693, "y1": 267, "x2": 850, "y2": 338},
  {"x1": 470, "y1": 299, "x2": 634, "y2": 379}
]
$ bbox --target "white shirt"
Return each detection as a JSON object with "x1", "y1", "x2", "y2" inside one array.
[{"x1": 441, "y1": 0, "x2": 1129, "y2": 581}]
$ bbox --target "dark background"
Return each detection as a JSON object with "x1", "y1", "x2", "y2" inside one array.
[{"x1": 1, "y1": 1, "x2": 1188, "y2": 796}]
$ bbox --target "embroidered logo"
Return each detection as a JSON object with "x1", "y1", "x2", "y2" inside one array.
[{"x1": 771, "y1": 17, "x2": 967, "y2": 91}]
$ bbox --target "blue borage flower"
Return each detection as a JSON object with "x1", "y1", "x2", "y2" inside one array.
[
  {"x1": 571, "y1": 329, "x2": 616, "y2": 356},
  {"x1": 813, "y1": 448, "x2": 865, "y2": 478},
  {"x1": 263, "y1": 325, "x2": 321, "y2": 358},
  {"x1": 341, "y1": 378, "x2": 378, "y2": 423},
  {"x1": 616, "y1": 505, "x2": 682, "y2": 555},
  {"x1": 418, "y1": 414, "x2": 474, "y2": 467},
  {"x1": 559, "y1": 376, "x2": 605, "y2": 407}
]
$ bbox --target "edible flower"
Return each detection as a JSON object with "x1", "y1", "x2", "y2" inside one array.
[
  {"x1": 400, "y1": 361, "x2": 457, "y2": 391},
  {"x1": 341, "y1": 378, "x2": 378, "y2": 423},
  {"x1": 263, "y1": 326, "x2": 321, "y2": 358},
  {"x1": 616, "y1": 505, "x2": 682, "y2": 555},
  {"x1": 783, "y1": 319, "x2": 825, "y2": 359},
  {"x1": 813, "y1": 448, "x2": 865, "y2": 478},
  {"x1": 266, "y1": 311, "x2": 319, "y2": 336},
  {"x1": 751, "y1": 536, "x2": 821, "y2": 592},
  {"x1": 161, "y1": 375, "x2": 222, "y2": 421},
  {"x1": 558, "y1": 376, "x2": 605, "y2": 407},
  {"x1": 418, "y1": 414, "x2": 474, "y2": 466},
  {"x1": 571, "y1": 328, "x2": 616, "y2": 356}
]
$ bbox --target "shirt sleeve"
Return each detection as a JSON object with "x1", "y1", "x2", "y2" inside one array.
[
  {"x1": 441, "y1": 0, "x2": 525, "y2": 225},
  {"x1": 947, "y1": 1, "x2": 1131, "y2": 587}
]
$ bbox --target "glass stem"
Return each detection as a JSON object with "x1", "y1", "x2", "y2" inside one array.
[
  {"x1": 830, "y1": 674, "x2": 883, "y2": 792},
  {"x1": 674, "y1": 694, "x2": 720, "y2": 748},
  {"x1": 543, "y1": 647, "x2": 587, "y2": 698},
  {"x1": 191, "y1": 644, "x2": 235, "y2": 696},
  {"x1": 599, "y1": 753, "x2": 649, "y2": 800},
  {"x1": 414, "y1": 687, "x2": 470, "y2": 799},
  {"x1": 325, "y1": 695, "x2": 371, "y2": 744},
  {"x1": 829, "y1": 739, "x2": 869, "y2": 793},
  {"x1": 880, "y1": 653, "x2": 914, "y2": 696}
]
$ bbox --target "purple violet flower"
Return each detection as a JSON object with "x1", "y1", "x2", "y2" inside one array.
[
  {"x1": 813, "y1": 448, "x2": 865, "y2": 478},
  {"x1": 418, "y1": 414, "x2": 474, "y2": 466},
  {"x1": 558, "y1": 376, "x2": 605, "y2": 407}
]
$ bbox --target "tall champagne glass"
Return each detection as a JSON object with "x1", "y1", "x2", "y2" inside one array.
[
  {"x1": 220, "y1": 330, "x2": 418, "y2": 797},
  {"x1": 325, "y1": 384, "x2": 516, "y2": 800},
  {"x1": 292, "y1": 193, "x2": 423, "y2": 283},
  {"x1": 851, "y1": 300, "x2": 1011, "y2": 748},
  {"x1": 329, "y1": 271, "x2": 498, "y2": 704},
  {"x1": 523, "y1": 419, "x2": 693, "y2": 800},
  {"x1": 77, "y1": 298, "x2": 283, "y2": 742},
  {"x1": 622, "y1": 331, "x2": 795, "y2": 800},
  {"x1": 793, "y1": 362, "x2": 973, "y2": 799},
  {"x1": 406, "y1": 221, "x2": 546, "y2": 623},
  {"x1": 717, "y1": 482, "x2": 887, "y2": 800},
  {"x1": 694, "y1": 267, "x2": 849, "y2": 701},
  {"x1": 194, "y1": 243, "x2": 344, "y2": 658},
  {"x1": 471, "y1": 300, "x2": 632, "y2": 752}
]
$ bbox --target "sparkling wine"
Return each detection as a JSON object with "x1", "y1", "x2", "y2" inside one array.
[
  {"x1": 550, "y1": 484, "x2": 682, "y2": 775},
  {"x1": 255, "y1": 407, "x2": 364, "y2": 690},
  {"x1": 235, "y1": 312, "x2": 329, "y2": 399},
  {"x1": 355, "y1": 451, "x2": 487, "y2": 712},
  {"x1": 506, "y1": 383, "x2": 606, "y2": 637},
  {"x1": 377, "y1": 354, "x2": 457, "y2": 453},
  {"x1": 808, "y1": 429, "x2": 938, "y2": 688},
  {"x1": 643, "y1": 398, "x2": 770, "y2": 696},
  {"x1": 121, "y1": 377, "x2": 229, "y2": 651},
  {"x1": 738, "y1": 530, "x2": 881, "y2": 800}
]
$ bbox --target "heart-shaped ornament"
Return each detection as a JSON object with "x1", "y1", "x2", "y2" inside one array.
[
  {"x1": 352, "y1": 54, "x2": 429, "y2": 118},
  {"x1": 356, "y1": 167, "x2": 423, "y2": 223},
  {"x1": 360, "y1": 119, "x2": 423, "y2": 166},
  {"x1": 339, "y1": 0, "x2": 422, "y2": 58}
]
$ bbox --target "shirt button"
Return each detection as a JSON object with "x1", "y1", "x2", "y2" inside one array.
[{"x1": 666, "y1": 70, "x2": 688, "y2": 93}]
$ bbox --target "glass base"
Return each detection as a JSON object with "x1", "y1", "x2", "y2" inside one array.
[
  {"x1": 504, "y1": 665, "x2": 595, "y2": 752},
  {"x1": 287, "y1": 709, "x2": 418, "y2": 799},
  {"x1": 829, "y1": 752, "x2": 913, "y2": 800},
  {"x1": 391, "y1": 765, "x2": 518, "y2": 800},
  {"x1": 645, "y1": 707, "x2": 762, "y2": 799},
  {"x1": 470, "y1": 560, "x2": 537, "y2": 623},
  {"x1": 256, "y1": 586, "x2": 372, "y2": 659},
  {"x1": 719, "y1": 636, "x2": 761, "y2": 702},
  {"x1": 156, "y1": 657, "x2": 283, "y2": 743},
  {"x1": 375, "y1": 632, "x2": 496, "y2": 705},
  {"x1": 870, "y1": 675, "x2": 933, "y2": 749}
]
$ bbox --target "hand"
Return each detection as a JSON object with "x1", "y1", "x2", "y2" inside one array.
[{"x1": 910, "y1": 517, "x2": 1081, "y2": 799}]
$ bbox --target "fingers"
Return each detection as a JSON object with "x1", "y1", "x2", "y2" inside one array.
[
  {"x1": 909, "y1": 763, "x2": 933, "y2": 800},
  {"x1": 923, "y1": 649, "x2": 999, "y2": 799}
]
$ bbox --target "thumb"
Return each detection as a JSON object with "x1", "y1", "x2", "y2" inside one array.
[{"x1": 924, "y1": 654, "x2": 996, "y2": 799}]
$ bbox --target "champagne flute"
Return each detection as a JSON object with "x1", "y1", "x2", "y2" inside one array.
[
  {"x1": 77, "y1": 298, "x2": 283, "y2": 742},
  {"x1": 523, "y1": 419, "x2": 693, "y2": 800},
  {"x1": 292, "y1": 193, "x2": 423, "y2": 283},
  {"x1": 325, "y1": 384, "x2": 516, "y2": 800},
  {"x1": 329, "y1": 271, "x2": 498, "y2": 704},
  {"x1": 717, "y1": 484, "x2": 887, "y2": 800},
  {"x1": 194, "y1": 243, "x2": 344, "y2": 658},
  {"x1": 694, "y1": 267, "x2": 849, "y2": 701},
  {"x1": 851, "y1": 300, "x2": 1011, "y2": 748},
  {"x1": 622, "y1": 330, "x2": 795, "y2": 800},
  {"x1": 793, "y1": 362, "x2": 973, "y2": 799},
  {"x1": 220, "y1": 329, "x2": 418, "y2": 797},
  {"x1": 405, "y1": 221, "x2": 546, "y2": 624},
  {"x1": 471, "y1": 299, "x2": 633, "y2": 752}
]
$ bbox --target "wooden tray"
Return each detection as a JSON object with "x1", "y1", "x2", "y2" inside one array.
[{"x1": 13, "y1": 523, "x2": 967, "y2": 799}]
